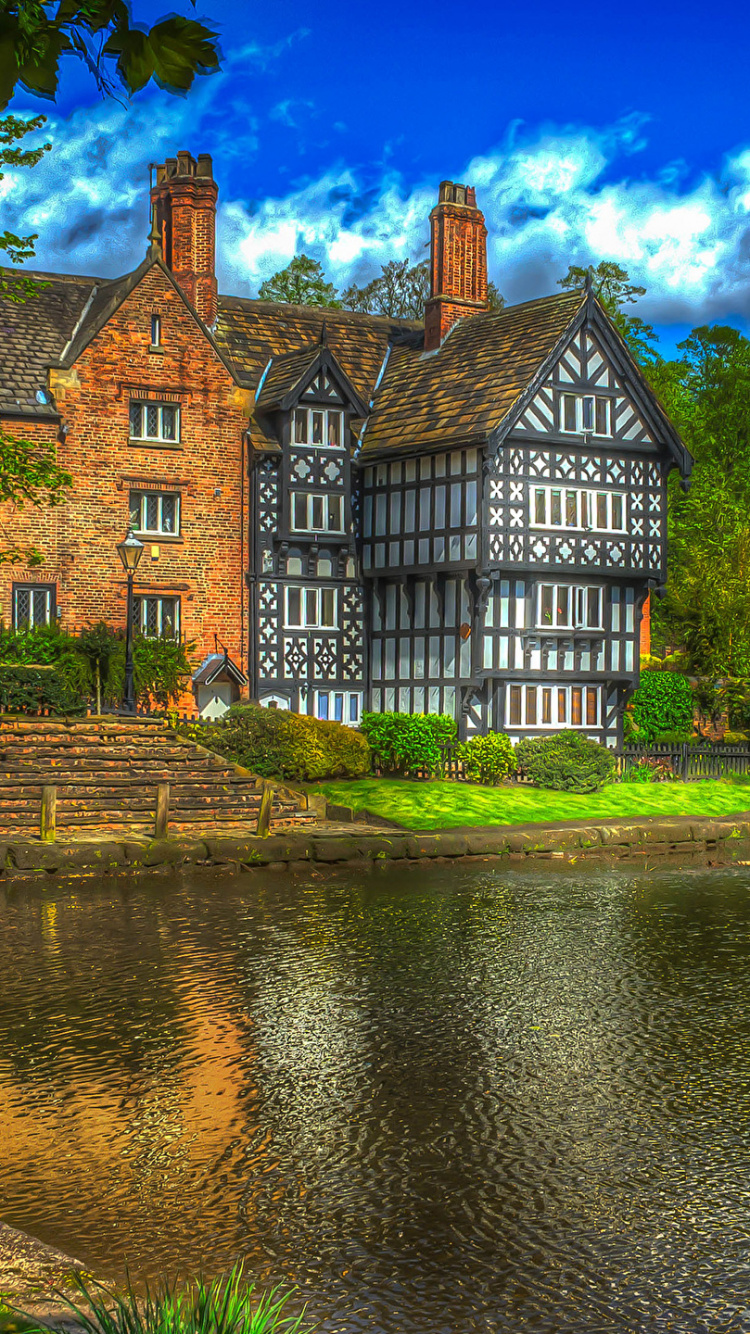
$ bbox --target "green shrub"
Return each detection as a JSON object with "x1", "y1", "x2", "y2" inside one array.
[
  {"x1": 457, "y1": 731, "x2": 516, "y2": 784},
  {"x1": 360, "y1": 711, "x2": 456, "y2": 776},
  {"x1": 627, "y1": 670, "x2": 694, "y2": 743},
  {"x1": 515, "y1": 730, "x2": 616, "y2": 793},
  {"x1": 0, "y1": 663, "x2": 85, "y2": 714},
  {"x1": 181, "y1": 705, "x2": 371, "y2": 783},
  {"x1": 621, "y1": 756, "x2": 678, "y2": 783},
  {"x1": 723, "y1": 730, "x2": 750, "y2": 744}
]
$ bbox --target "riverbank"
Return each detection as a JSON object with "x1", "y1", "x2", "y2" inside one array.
[
  {"x1": 2, "y1": 812, "x2": 750, "y2": 880},
  {"x1": 0, "y1": 1221, "x2": 87, "y2": 1329}
]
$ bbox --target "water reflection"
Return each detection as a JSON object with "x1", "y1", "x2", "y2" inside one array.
[{"x1": 2, "y1": 864, "x2": 750, "y2": 1332}]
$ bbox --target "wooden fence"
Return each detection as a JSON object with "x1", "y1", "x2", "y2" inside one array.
[{"x1": 619, "y1": 741, "x2": 750, "y2": 781}]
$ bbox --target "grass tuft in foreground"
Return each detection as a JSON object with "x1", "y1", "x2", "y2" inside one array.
[{"x1": 14, "y1": 1266, "x2": 311, "y2": 1334}]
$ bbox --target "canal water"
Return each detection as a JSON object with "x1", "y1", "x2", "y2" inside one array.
[{"x1": 2, "y1": 862, "x2": 750, "y2": 1333}]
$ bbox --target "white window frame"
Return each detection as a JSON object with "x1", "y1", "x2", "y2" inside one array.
[
  {"x1": 129, "y1": 490, "x2": 181, "y2": 536},
  {"x1": 129, "y1": 400, "x2": 180, "y2": 443},
  {"x1": 531, "y1": 486, "x2": 626, "y2": 533},
  {"x1": 311, "y1": 690, "x2": 362, "y2": 725},
  {"x1": 291, "y1": 492, "x2": 344, "y2": 534},
  {"x1": 284, "y1": 586, "x2": 339, "y2": 629},
  {"x1": 292, "y1": 406, "x2": 344, "y2": 448},
  {"x1": 536, "y1": 584, "x2": 604, "y2": 631},
  {"x1": 507, "y1": 682, "x2": 602, "y2": 730},
  {"x1": 559, "y1": 393, "x2": 612, "y2": 437},
  {"x1": 133, "y1": 595, "x2": 180, "y2": 639}
]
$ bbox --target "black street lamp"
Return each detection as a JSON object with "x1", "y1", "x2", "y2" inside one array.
[{"x1": 117, "y1": 526, "x2": 144, "y2": 714}]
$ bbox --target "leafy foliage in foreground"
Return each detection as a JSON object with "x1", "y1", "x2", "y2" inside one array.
[
  {"x1": 180, "y1": 704, "x2": 371, "y2": 782},
  {"x1": 515, "y1": 730, "x2": 616, "y2": 793},
  {"x1": 626, "y1": 670, "x2": 695, "y2": 743},
  {"x1": 361, "y1": 711, "x2": 456, "y2": 776},
  {"x1": 18, "y1": 1263, "x2": 311, "y2": 1334}
]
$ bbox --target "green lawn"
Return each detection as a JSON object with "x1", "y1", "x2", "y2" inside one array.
[{"x1": 317, "y1": 777, "x2": 750, "y2": 830}]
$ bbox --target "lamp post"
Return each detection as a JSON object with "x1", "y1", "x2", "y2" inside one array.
[{"x1": 117, "y1": 526, "x2": 144, "y2": 714}]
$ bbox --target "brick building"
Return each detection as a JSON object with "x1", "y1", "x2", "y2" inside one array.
[{"x1": 0, "y1": 151, "x2": 690, "y2": 736}]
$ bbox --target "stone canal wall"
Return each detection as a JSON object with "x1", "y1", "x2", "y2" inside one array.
[{"x1": 2, "y1": 812, "x2": 750, "y2": 879}]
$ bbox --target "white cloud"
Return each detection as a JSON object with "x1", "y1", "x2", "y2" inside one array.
[{"x1": 4, "y1": 99, "x2": 750, "y2": 326}]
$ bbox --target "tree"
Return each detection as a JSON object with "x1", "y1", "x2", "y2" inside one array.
[
  {"x1": 342, "y1": 259, "x2": 505, "y2": 320},
  {"x1": 1, "y1": 112, "x2": 50, "y2": 302},
  {"x1": 0, "y1": 427, "x2": 72, "y2": 566},
  {"x1": 558, "y1": 260, "x2": 658, "y2": 364},
  {"x1": 0, "y1": 1, "x2": 221, "y2": 108},
  {"x1": 258, "y1": 254, "x2": 341, "y2": 308}
]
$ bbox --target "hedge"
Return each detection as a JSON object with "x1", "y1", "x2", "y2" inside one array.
[
  {"x1": 360, "y1": 711, "x2": 456, "y2": 776},
  {"x1": 0, "y1": 663, "x2": 85, "y2": 715},
  {"x1": 515, "y1": 730, "x2": 615, "y2": 793},
  {"x1": 179, "y1": 705, "x2": 371, "y2": 782},
  {"x1": 457, "y1": 731, "x2": 516, "y2": 785}
]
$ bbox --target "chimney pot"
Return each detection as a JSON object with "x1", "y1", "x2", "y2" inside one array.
[
  {"x1": 150, "y1": 148, "x2": 218, "y2": 326},
  {"x1": 424, "y1": 179, "x2": 489, "y2": 350}
]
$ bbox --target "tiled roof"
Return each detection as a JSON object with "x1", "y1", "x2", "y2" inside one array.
[
  {"x1": 215, "y1": 298, "x2": 422, "y2": 403},
  {"x1": 359, "y1": 289, "x2": 585, "y2": 457},
  {"x1": 0, "y1": 269, "x2": 98, "y2": 417},
  {"x1": 254, "y1": 345, "x2": 320, "y2": 410}
]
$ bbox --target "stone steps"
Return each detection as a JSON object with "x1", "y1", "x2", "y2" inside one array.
[{"x1": 0, "y1": 715, "x2": 311, "y2": 833}]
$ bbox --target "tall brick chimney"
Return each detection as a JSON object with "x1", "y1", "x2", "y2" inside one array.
[
  {"x1": 424, "y1": 180, "x2": 488, "y2": 351},
  {"x1": 150, "y1": 150, "x2": 218, "y2": 327}
]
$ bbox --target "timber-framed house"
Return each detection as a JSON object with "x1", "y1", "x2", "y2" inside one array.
[{"x1": 0, "y1": 154, "x2": 690, "y2": 740}]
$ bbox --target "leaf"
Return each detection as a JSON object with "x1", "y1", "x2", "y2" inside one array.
[
  {"x1": 103, "y1": 24, "x2": 155, "y2": 93},
  {"x1": 148, "y1": 15, "x2": 221, "y2": 91}
]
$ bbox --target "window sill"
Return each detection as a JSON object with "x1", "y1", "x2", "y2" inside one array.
[
  {"x1": 133, "y1": 532, "x2": 184, "y2": 543},
  {"x1": 148, "y1": 345, "x2": 165, "y2": 355},
  {"x1": 129, "y1": 439, "x2": 183, "y2": 450}
]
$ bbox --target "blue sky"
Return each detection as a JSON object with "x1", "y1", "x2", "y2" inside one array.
[{"x1": 4, "y1": 0, "x2": 750, "y2": 354}]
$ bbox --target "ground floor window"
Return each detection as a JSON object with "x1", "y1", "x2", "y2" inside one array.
[
  {"x1": 133, "y1": 595, "x2": 180, "y2": 638},
  {"x1": 507, "y1": 682, "x2": 601, "y2": 729},
  {"x1": 13, "y1": 583, "x2": 56, "y2": 630},
  {"x1": 309, "y1": 690, "x2": 361, "y2": 725}
]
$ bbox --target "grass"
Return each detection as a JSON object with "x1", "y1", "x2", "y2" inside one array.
[
  {"x1": 9, "y1": 1266, "x2": 311, "y2": 1334},
  {"x1": 318, "y1": 776, "x2": 750, "y2": 830}
]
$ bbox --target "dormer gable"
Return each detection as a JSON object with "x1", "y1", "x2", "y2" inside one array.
[{"x1": 255, "y1": 342, "x2": 369, "y2": 418}]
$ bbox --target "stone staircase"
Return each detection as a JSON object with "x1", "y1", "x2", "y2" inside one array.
[{"x1": 0, "y1": 716, "x2": 315, "y2": 835}]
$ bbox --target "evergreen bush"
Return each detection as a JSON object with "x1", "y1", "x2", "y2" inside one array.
[
  {"x1": 0, "y1": 663, "x2": 85, "y2": 714},
  {"x1": 457, "y1": 731, "x2": 516, "y2": 784},
  {"x1": 181, "y1": 705, "x2": 371, "y2": 782},
  {"x1": 627, "y1": 670, "x2": 694, "y2": 742},
  {"x1": 360, "y1": 711, "x2": 456, "y2": 776},
  {"x1": 515, "y1": 730, "x2": 615, "y2": 793}
]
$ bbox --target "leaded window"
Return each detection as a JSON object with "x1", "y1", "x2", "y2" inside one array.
[
  {"x1": 285, "y1": 586, "x2": 338, "y2": 628},
  {"x1": 13, "y1": 583, "x2": 55, "y2": 630},
  {"x1": 291, "y1": 492, "x2": 344, "y2": 533},
  {"x1": 532, "y1": 487, "x2": 626, "y2": 532},
  {"x1": 559, "y1": 393, "x2": 612, "y2": 436},
  {"x1": 132, "y1": 595, "x2": 180, "y2": 638},
  {"x1": 537, "y1": 584, "x2": 603, "y2": 629},
  {"x1": 129, "y1": 490, "x2": 180, "y2": 535},
  {"x1": 292, "y1": 407, "x2": 343, "y2": 447},
  {"x1": 507, "y1": 683, "x2": 601, "y2": 729},
  {"x1": 129, "y1": 400, "x2": 179, "y2": 443}
]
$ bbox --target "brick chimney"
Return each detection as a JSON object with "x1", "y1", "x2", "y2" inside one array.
[
  {"x1": 424, "y1": 180, "x2": 488, "y2": 351},
  {"x1": 150, "y1": 150, "x2": 218, "y2": 327}
]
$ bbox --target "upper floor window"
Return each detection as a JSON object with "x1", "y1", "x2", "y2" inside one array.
[
  {"x1": 150, "y1": 314, "x2": 162, "y2": 347},
  {"x1": 291, "y1": 491, "x2": 344, "y2": 534},
  {"x1": 130, "y1": 400, "x2": 179, "y2": 443},
  {"x1": 560, "y1": 393, "x2": 612, "y2": 436},
  {"x1": 129, "y1": 490, "x2": 180, "y2": 536},
  {"x1": 293, "y1": 407, "x2": 343, "y2": 448},
  {"x1": 133, "y1": 595, "x2": 180, "y2": 638},
  {"x1": 538, "y1": 584, "x2": 603, "y2": 630},
  {"x1": 532, "y1": 486, "x2": 625, "y2": 532},
  {"x1": 285, "y1": 586, "x2": 338, "y2": 629},
  {"x1": 13, "y1": 583, "x2": 55, "y2": 630}
]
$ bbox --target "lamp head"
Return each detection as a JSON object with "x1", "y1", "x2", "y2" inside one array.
[{"x1": 117, "y1": 526, "x2": 144, "y2": 574}]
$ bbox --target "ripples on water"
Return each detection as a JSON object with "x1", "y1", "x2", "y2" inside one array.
[{"x1": 2, "y1": 863, "x2": 750, "y2": 1332}]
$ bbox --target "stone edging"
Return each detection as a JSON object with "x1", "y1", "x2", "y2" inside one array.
[{"x1": 2, "y1": 813, "x2": 750, "y2": 879}]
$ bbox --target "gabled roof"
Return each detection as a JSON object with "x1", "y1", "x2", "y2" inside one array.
[
  {"x1": 359, "y1": 289, "x2": 584, "y2": 457},
  {"x1": 192, "y1": 652, "x2": 247, "y2": 687},
  {"x1": 214, "y1": 298, "x2": 422, "y2": 402},
  {"x1": 255, "y1": 342, "x2": 369, "y2": 416},
  {"x1": 0, "y1": 269, "x2": 98, "y2": 417}
]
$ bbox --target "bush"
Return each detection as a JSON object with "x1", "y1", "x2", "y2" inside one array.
[
  {"x1": 0, "y1": 663, "x2": 85, "y2": 714},
  {"x1": 515, "y1": 730, "x2": 616, "y2": 793},
  {"x1": 627, "y1": 670, "x2": 694, "y2": 743},
  {"x1": 181, "y1": 705, "x2": 371, "y2": 783},
  {"x1": 360, "y1": 711, "x2": 456, "y2": 776},
  {"x1": 457, "y1": 731, "x2": 516, "y2": 784}
]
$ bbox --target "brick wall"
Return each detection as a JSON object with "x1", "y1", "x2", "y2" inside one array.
[{"x1": 0, "y1": 265, "x2": 250, "y2": 705}]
